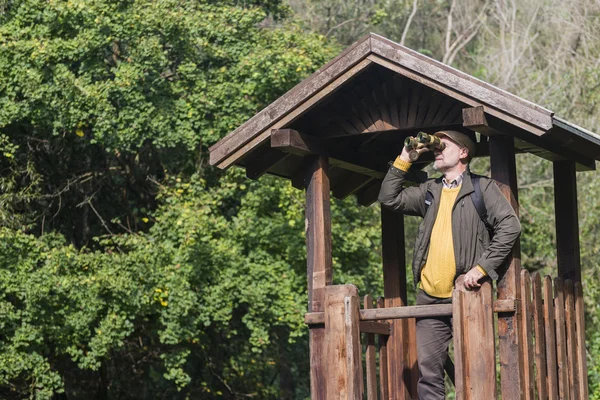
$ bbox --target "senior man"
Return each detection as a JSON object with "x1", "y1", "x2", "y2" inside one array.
[{"x1": 378, "y1": 130, "x2": 521, "y2": 399}]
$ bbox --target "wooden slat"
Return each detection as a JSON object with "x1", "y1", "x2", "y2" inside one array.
[
  {"x1": 377, "y1": 68, "x2": 400, "y2": 128},
  {"x1": 324, "y1": 285, "x2": 363, "y2": 399},
  {"x1": 364, "y1": 295, "x2": 378, "y2": 400},
  {"x1": 397, "y1": 76, "x2": 409, "y2": 129},
  {"x1": 532, "y1": 273, "x2": 548, "y2": 400},
  {"x1": 306, "y1": 156, "x2": 332, "y2": 400},
  {"x1": 377, "y1": 297, "x2": 389, "y2": 400},
  {"x1": 453, "y1": 280, "x2": 497, "y2": 399},
  {"x1": 521, "y1": 270, "x2": 535, "y2": 400},
  {"x1": 543, "y1": 275, "x2": 559, "y2": 400},
  {"x1": 554, "y1": 277, "x2": 569, "y2": 400},
  {"x1": 344, "y1": 84, "x2": 378, "y2": 132},
  {"x1": 431, "y1": 96, "x2": 456, "y2": 126},
  {"x1": 365, "y1": 72, "x2": 394, "y2": 130},
  {"x1": 330, "y1": 93, "x2": 370, "y2": 133},
  {"x1": 490, "y1": 135, "x2": 524, "y2": 400},
  {"x1": 406, "y1": 81, "x2": 421, "y2": 128},
  {"x1": 564, "y1": 280, "x2": 579, "y2": 400},
  {"x1": 553, "y1": 161, "x2": 582, "y2": 282},
  {"x1": 422, "y1": 91, "x2": 443, "y2": 126},
  {"x1": 452, "y1": 290, "x2": 465, "y2": 399},
  {"x1": 574, "y1": 282, "x2": 589, "y2": 400},
  {"x1": 356, "y1": 78, "x2": 386, "y2": 131},
  {"x1": 414, "y1": 86, "x2": 432, "y2": 127}
]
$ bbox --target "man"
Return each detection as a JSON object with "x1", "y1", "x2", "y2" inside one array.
[{"x1": 378, "y1": 130, "x2": 521, "y2": 399}]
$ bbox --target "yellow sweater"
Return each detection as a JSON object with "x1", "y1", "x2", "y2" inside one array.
[{"x1": 420, "y1": 186, "x2": 461, "y2": 298}]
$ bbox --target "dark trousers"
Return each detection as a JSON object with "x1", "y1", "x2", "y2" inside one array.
[{"x1": 416, "y1": 290, "x2": 453, "y2": 400}]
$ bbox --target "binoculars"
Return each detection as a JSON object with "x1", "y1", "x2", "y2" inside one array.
[{"x1": 404, "y1": 132, "x2": 446, "y2": 161}]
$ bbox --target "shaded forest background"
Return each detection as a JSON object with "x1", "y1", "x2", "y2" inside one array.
[{"x1": 1, "y1": 0, "x2": 600, "y2": 398}]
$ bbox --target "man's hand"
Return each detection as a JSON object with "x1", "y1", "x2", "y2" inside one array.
[
  {"x1": 399, "y1": 144, "x2": 430, "y2": 163},
  {"x1": 463, "y1": 267, "x2": 484, "y2": 290}
]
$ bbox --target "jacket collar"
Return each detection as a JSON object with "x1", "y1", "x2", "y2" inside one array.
[{"x1": 430, "y1": 167, "x2": 475, "y2": 201}]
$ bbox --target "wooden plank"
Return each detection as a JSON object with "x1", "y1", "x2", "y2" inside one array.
[
  {"x1": 377, "y1": 68, "x2": 400, "y2": 129},
  {"x1": 343, "y1": 84, "x2": 379, "y2": 132},
  {"x1": 452, "y1": 290, "x2": 465, "y2": 400},
  {"x1": 365, "y1": 72, "x2": 394, "y2": 130},
  {"x1": 532, "y1": 272, "x2": 548, "y2": 400},
  {"x1": 543, "y1": 275, "x2": 559, "y2": 400},
  {"x1": 324, "y1": 285, "x2": 363, "y2": 399},
  {"x1": 245, "y1": 147, "x2": 290, "y2": 180},
  {"x1": 381, "y1": 208, "x2": 414, "y2": 400},
  {"x1": 271, "y1": 129, "x2": 387, "y2": 180},
  {"x1": 453, "y1": 279, "x2": 497, "y2": 399},
  {"x1": 377, "y1": 297, "x2": 389, "y2": 400},
  {"x1": 554, "y1": 278, "x2": 569, "y2": 400},
  {"x1": 406, "y1": 81, "x2": 421, "y2": 128},
  {"x1": 553, "y1": 161, "x2": 582, "y2": 282},
  {"x1": 210, "y1": 36, "x2": 372, "y2": 164},
  {"x1": 422, "y1": 91, "x2": 443, "y2": 126},
  {"x1": 397, "y1": 76, "x2": 409, "y2": 129},
  {"x1": 215, "y1": 58, "x2": 374, "y2": 169},
  {"x1": 369, "y1": 35, "x2": 553, "y2": 133},
  {"x1": 364, "y1": 295, "x2": 378, "y2": 400},
  {"x1": 463, "y1": 106, "x2": 504, "y2": 136},
  {"x1": 520, "y1": 270, "x2": 535, "y2": 400},
  {"x1": 489, "y1": 135, "x2": 524, "y2": 400},
  {"x1": 574, "y1": 282, "x2": 589, "y2": 400},
  {"x1": 330, "y1": 93, "x2": 370, "y2": 133},
  {"x1": 304, "y1": 300, "x2": 516, "y2": 324},
  {"x1": 355, "y1": 78, "x2": 386, "y2": 131},
  {"x1": 360, "y1": 321, "x2": 391, "y2": 336},
  {"x1": 564, "y1": 280, "x2": 579, "y2": 400},
  {"x1": 305, "y1": 156, "x2": 332, "y2": 400},
  {"x1": 414, "y1": 86, "x2": 432, "y2": 127}
]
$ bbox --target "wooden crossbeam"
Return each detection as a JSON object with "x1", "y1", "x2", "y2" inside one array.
[
  {"x1": 303, "y1": 299, "x2": 517, "y2": 325},
  {"x1": 271, "y1": 128, "x2": 428, "y2": 183},
  {"x1": 463, "y1": 106, "x2": 596, "y2": 170}
]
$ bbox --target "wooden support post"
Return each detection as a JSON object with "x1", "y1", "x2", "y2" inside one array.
[
  {"x1": 306, "y1": 156, "x2": 333, "y2": 400},
  {"x1": 381, "y1": 207, "x2": 417, "y2": 399},
  {"x1": 453, "y1": 279, "x2": 497, "y2": 399},
  {"x1": 489, "y1": 135, "x2": 524, "y2": 399},
  {"x1": 553, "y1": 160, "x2": 582, "y2": 282},
  {"x1": 324, "y1": 285, "x2": 363, "y2": 400}
]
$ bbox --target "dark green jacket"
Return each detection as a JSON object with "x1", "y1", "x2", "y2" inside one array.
[{"x1": 378, "y1": 164, "x2": 521, "y2": 287}]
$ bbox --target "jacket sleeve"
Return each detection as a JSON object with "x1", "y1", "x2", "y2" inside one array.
[
  {"x1": 476, "y1": 179, "x2": 522, "y2": 279},
  {"x1": 378, "y1": 164, "x2": 427, "y2": 217}
]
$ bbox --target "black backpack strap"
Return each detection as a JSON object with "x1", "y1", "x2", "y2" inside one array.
[{"x1": 470, "y1": 174, "x2": 494, "y2": 236}]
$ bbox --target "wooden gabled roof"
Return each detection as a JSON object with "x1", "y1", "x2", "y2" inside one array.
[{"x1": 209, "y1": 33, "x2": 599, "y2": 204}]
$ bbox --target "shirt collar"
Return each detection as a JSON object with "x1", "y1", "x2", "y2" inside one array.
[{"x1": 442, "y1": 172, "x2": 464, "y2": 189}]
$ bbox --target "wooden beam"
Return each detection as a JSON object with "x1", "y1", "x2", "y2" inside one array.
[
  {"x1": 463, "y1": 106, "x2": 504, "y2": 136},
  {"x1": 489, "y1": 135, "x2": 525, "y2": 400},
  {"x1": 356, "y1": 179, "x2": 383, "y2": 206},
  {"x1": 305, "y1": 156, "x2": 333, "y2": 400},
  {"x1": 272, "y1": 129, "x2": 386, "y2": 179},
  {"x1": 332, "y1": 173, "x2": 374, "y2": 200},
  {"x1": 553, "y1": 160, "x2": 581, "y2": 282},
  {"x1": 381, "y1": 208, "x2": 417, "y2": 399},
  {"x1": 304, "y1": 299, "x2": 517, "y2": 324},
  {"x1": 245, "y1": 147, "x2": 290, "y2": 180}
]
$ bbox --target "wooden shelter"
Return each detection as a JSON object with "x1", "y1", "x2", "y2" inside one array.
[{"x1": 209, "y1": 33, "x2": 597, "y2": 399}]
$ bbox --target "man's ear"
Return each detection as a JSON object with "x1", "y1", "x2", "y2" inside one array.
[{"x1": 459, "y1": 147, "x2": 469, "y2": 161}]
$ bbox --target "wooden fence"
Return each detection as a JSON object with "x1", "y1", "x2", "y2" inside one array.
[{"x1": 307, "y1": 273, "x2": 589, "y2": 399}]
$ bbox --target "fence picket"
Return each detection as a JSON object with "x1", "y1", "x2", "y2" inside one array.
[
  {"x1": 364, "y1": 295, "x2": 378, "y2": 400},
  {"x1": 544, "y1": 275, "x2": 558, "y2": 400},
  {"x1": 377, "y1": 297, "x2": 389, "y2": 400},
  {"x1": 554, "y1": 278, "x2": 569, "y2": 399},
  {"x1": 521, "y1": 270, "x2": 535, "y2": 400}
]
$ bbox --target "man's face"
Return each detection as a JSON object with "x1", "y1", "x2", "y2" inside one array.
[{"x1": 433, "y1": 136, "x2": 469, "y2": 172}]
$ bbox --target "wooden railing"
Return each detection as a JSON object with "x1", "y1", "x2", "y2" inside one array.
[{"x1": 305, "y1": 272, "x2": 589, "y2": 399}]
